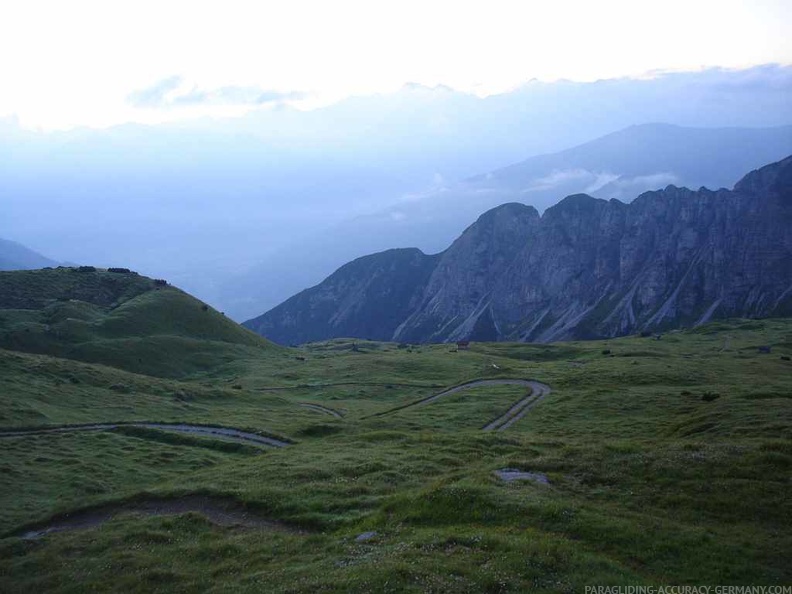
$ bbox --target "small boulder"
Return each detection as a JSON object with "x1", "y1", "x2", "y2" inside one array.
[
  {"x1": 495, "y1": 468, "x2": 549, "y2": 484},
  {"x1": 355, "y1": 531, "x2": 378, "y2": 542}
]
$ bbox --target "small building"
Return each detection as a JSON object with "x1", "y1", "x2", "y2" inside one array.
[{"x1": 456, "y1": 340, "x2": 470, "y2": 351}]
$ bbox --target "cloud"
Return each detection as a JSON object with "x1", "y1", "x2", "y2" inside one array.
[
  {"x1": 520, "y1": 169, "x2": 682, "y2": 201},
  {"x1": 126, "y1": 76, "x2": 183, "y2": 108},
  {"x1": 172, "y1": 86, "x2": 306, "y2": 107},
  {"x1": 583, "y1": 172, "x2": 620, "y2": 194},
  {"x1": 693, "y1": 63, "x2": 792, "y2": 93},
  {"x1": 127, "y1": 77, "x2": 306, "y2": 109},
  {"x1": 591, "y1": 172, "x2": 681, "y2": 201},
  {"x1": 521, "y1": 169, "x2": 595, "y2": 193}
]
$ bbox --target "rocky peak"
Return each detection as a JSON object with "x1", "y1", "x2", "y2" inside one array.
[
  {"x1": 734, "y1": 155, "x2": 792, "y2": 199},
  {"x1": 247, "y1": 156, "x2": 792, "y2": 345}
]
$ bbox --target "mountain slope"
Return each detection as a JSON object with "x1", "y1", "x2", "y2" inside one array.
[
  {"x1": 245, "y1": 248, "x2": 439, "y2": 344},
  {"x1": 0, "y1": 267, "x2": 278, "y2": 376},
  {"x1": 465, "y1": 123, "x2": 792, "y2": 202},
  {"x1": 246, "y1": 156, "x2": 792, "y2": 344},
  {"x1": 225, "y1": 123, "x2": 792, "y2": 320},
  {"x1": 0, "y1": 238, "x2": 58, "y2": 270}
]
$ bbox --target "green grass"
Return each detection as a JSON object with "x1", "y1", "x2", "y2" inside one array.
[
  {"x1": 0, "y1": 268, "x2": 278, "y2": 377},
  {"x1": 379, "y1": 384, "x2": 533, "y2": 430},
  {"x1": 0, "y1": 316, "x2": 790, "y2": 592},
  {"x1": 0, "y1": 431, "x2": 250, "y2": 534}
]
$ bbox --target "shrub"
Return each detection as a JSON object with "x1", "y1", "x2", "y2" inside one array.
[
  {"x1": 702, "y1": 391, "x2": 721, "y2": 402},
  {"x1": 76, "y1": 266, "x2": 96, "y2": 273},
  {"x1": 107, "y1": 267, "x2": 132, "y2": 274},
  {"x1": 153, "y1": 279, "x2": 168, "y2": 286}
]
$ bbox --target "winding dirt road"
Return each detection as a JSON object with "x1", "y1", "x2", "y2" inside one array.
[
  {"x1": 298, "y1": 403, "x2": 344, "y2": 418},
  {"x1": 370, "y1": 378, "x2": 551, "y2": 431},
  {"x1": 3, "y1": 378, "x2": 551, "y2": 539},
  {"x1": 481, "y1": 380, "x2": 551, "y2": 431},
  {"x1": 0, "y1": 423, "x2": 290, "y2": 448}
]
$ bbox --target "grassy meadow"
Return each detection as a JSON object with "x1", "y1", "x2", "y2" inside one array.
[{"x1": 0, "y1": 273, "x2": 789, "y2": 592}]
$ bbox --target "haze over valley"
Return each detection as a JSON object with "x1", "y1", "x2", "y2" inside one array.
[{"x1": 3, "y1": 66, "x2": 792, "y2": 319}]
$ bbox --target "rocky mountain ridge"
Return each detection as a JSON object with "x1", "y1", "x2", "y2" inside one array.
[{"x1": 245, "y1": 156, "x2": 792, "y2": 344}]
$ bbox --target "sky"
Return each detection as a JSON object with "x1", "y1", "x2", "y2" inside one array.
[{"x1": 1, "y1": 0, "x2": 791, "y2": 130}]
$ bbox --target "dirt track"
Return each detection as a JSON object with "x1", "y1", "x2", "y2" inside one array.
[
  {"x1": 299, "y1": 403, "x2": 344, "y2": 418},
  {"x1": 370, "y1": 378, "x2": 551, "y2": 431},
  {"x1": 13, "y1": 495, "x2": 304, "y2": 540},
  {"x1": 0, "y1": 422, "x2": 290, "y2": 448},
  {"x1": 481, "y1": 381, "x2": 551, "y2": 431}
]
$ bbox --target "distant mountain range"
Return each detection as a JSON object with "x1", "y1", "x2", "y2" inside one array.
[
  {"x1": 0, "y1": 238, "x2": 58, "y2": 271},
  {"x1": 4, "y1": 64, "x2": 791, "y2": 322},
  {"x1": 245, "y1": 156, "x2": 792, "y2": 344},
  {"x1": 226, "y1": 123, "x2": 792, "y2": 320}
]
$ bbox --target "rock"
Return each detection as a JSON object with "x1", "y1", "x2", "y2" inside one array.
[
  {"x1": 495, "y1": 468, "x2": 549, "y2": 484},
  {"x1": 246, "y1": 157, "x2": 792, "y2": 345},
  {"x1": 355, "y1": 531, "x2": 378, "y2": 542}
]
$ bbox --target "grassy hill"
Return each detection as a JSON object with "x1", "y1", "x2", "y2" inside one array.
[
  {"x1": 0, "y1": 267, "x2": 278, "y2": 377},
  {"x1": 0, "y1": 314, "x2": 790, "y2": 591}
]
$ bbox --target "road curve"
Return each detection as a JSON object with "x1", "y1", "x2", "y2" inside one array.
[
  {"x1": 417, "y1": 379, "x2": 537, "y2": 407},
  {"x1": 369, "y1": 378, "x2": 551, "y2": 431},
  {"x1": 481, "y1": 380, "x2": 551, "y2": 431},
  {"x1": 0, "y1": 422, "x2": 290, "y2": 448},
  {"x1": 299, "y1": 403, "x2": 344, "y2": 418}
]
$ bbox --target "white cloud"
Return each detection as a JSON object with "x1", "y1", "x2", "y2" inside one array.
[
  {"x1": 0, "y1": 0, "x2": 790, "y2": 129},
  {"x1": 521, "y1": 169, "x2": 595, "y2": 193},
  {"x1": 584, "y1": 172, "x2": 621, "y2": 194},
  {"x1": 127, "y1": 77, "x2": 307, "y2": 109},
  {"x1": 591, "y1": 173, "x2": 682, "y2": 200}
]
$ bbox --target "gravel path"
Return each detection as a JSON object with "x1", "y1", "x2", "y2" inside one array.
[
  {"x1": 0, "y1": 422, "x2": 290, "y2": 448},
  {"x1": 369, "y1": 378, "x2": 551, "y2": 431},
  {"x1": 417, "y1": 379, "x2": 536, "y2": 406},
  {"x1": 299, "y1": 403, "x2": 344, "y2": 418},
  {"x1": 481, "y1": 381, "x2": 551, "y2": 431},
  {"x1": 259, "y1": 381, "x2": 442, "y2": 391}
]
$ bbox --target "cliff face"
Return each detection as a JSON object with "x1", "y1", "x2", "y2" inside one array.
[
  {"x1": 245, "y1": 156, "x2": 792, "y2": 344},
  {"x1": 243, "y1": 248, "x2": 439, "y2": 345}
]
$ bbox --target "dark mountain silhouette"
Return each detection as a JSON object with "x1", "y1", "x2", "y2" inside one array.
[
  {"x1": 246, "y1": 156, "x2": 792, "y2": 344},
  {"x1": 0, "y1": 238, "x2": 58, "y2": 271}
]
